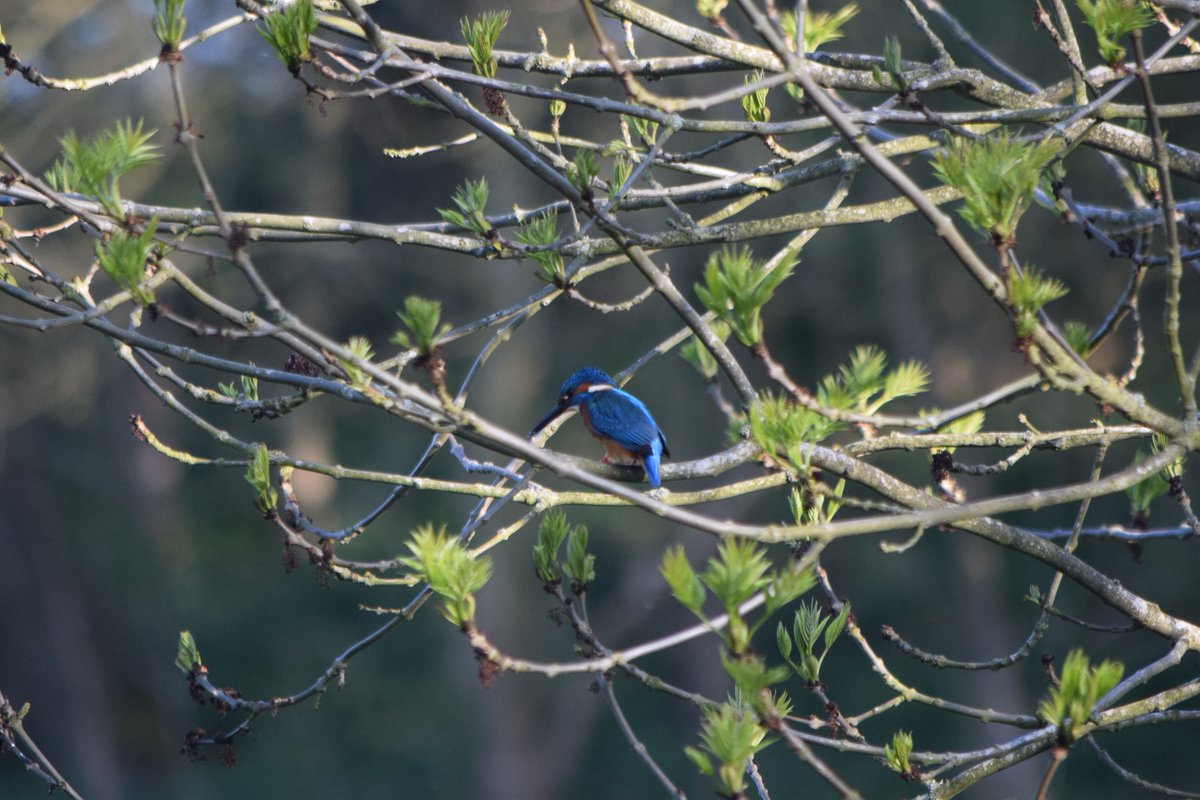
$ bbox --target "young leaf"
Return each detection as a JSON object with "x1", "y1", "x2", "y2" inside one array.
[
  {"x1": 661, "y1": 545, "x2": 706, "y2": 613},
  {"x1": 533, "y1": 510, "x2": 569, "y2": 584},
  {"x1": 245, "y1": 442, "x2": 277, "y2": 514},
  {"x1": 1075, "y1": 0, "x2": 1153, "y2": 64},
  {"x1": 564, "y1": 523, "x2": 595, "y2": 594},
  {"x1": 932, "y1": 132, "x2": 1058, "y2": 246},
  {"x1": 175, "y1": 630, "x2": 202, "y2": 673},
  {"x1": 400, "y1": 524, "x2": 492, "y2": 627},
  {"x1": 257, "y1": 0, "x2": 316, "y2": 73},
  {"x1": 460, "y1": 10, "x2": 510, "y2": 78},
  {"x1": 392, "y1": 295, "x2": 451, "y2": 358},
  {"x1": 694, "y1": 245, "x2": 794, "y2": 347}
]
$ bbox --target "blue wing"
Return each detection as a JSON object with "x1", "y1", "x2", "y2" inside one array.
[{"x1": 584, "y1": 389, "x2": 668, "y2": 459}]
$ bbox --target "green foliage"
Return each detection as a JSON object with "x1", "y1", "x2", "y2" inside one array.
[
  {"x1": 932, "y1": 132, "x2": 1058, "y2": 245},
  {"x1": 749, "y1": 347, "x2": 927, "y2": 469},
  {"x1": 721, "y1": 652, "x2": 791, "y2": 711},
  {"x1": 701, "y1": 538, "x2": 773, "y2": 618},
  {"x1": 337, "y1": 335, "x2": 375, "y2": 386},
  {"x1": 563, "y1": 522, "x2": 596, "y2": 594},
  {"x1": 663, "y1": 539, "x2": 815, "y2": 655},
  {"x1": 533, "y1": 510, "x2": 570, "y2": 584},
  {"x1": 391, "y1": 295, "x2": 451, "y2": 358},
  {"x1": 685, "y1": 702, "x2": 771, "y2": 797},
  {"x1": 777, "y1": 598, "x2": 849, "y2": 683},
  {"x1": 703, "y1": 538, "x2": 777, "y2": 654},
  {"x1": 885, "y1": 730, "x2": 914, "y2": 774},
  {"x1": 741, "y1": 71, "x2": 770, "y2": 124},
  {"x1": 45, "y1": 119, "x2": 160, "y2": 217},
  {"x1": 607, "y1": 153, "x2": 632, "y2": 202},
  {"x1": 749, "y1": 393, "x2": 843, "y2": 466},
  {"x1": 825, "y1": 344, "x2": 930, "y2": 415},
  {"x1": 933, "y1": 410, "x2": 985, "y2": 453},
  {"x1": 400, "y1": 525, "x2": 493, "y2": 627},
  {"x1": 1125, "y1": 436, "x2": 1180, "y2": 519},
  {"x1": 624, "y1": 113, "x2": 660, "y2": 147},
  {"x1": 219, "y1": 374, "x2": 260, "y2": 401},
  {"x1": 779, "y1": 3, "x2": 860, "y2": 51},
  {"x1": 872, "y1": 35, "x2": 905, "y2": 90},
  {"x1": 438, "y1": 177, "x2": 493, "y2": 237},
  {"x1": 695, "y1": 0, "x2": 728, "y2": 23},
  {"x1": 175, "y1": 630, "x2": 202, "y2": 673},
  {"x1": 1075, "y1": 0, "x2": 1153, "y2": 64},
  {"x1": 548, "y1": 98, "x2": 566, "y2": 119},
  {"x1": 257, "y1": 0, "x2": 316, "y2": 73},
  {"x1": 788, "y1": 480, "x2": 845, "y2": 526},
  {"x1": 460, "y1": 10, "x2": 509, "y2": 78},
  {"x1": 661, "y1": 544, "x2": 706, "y2": 613},
  {"x1": 1006, "y1": 264, "x2": 1068, "y2": 337},
  {"x1": 1038, "y1": 649, "x2": 1124, "y2": 743},
  {"x1": 245, "y1": 442, "x2": 277, "y2": 514},
  {"x1": 568, "y1": 149, "x2": 600, "y2": 195},
  {"x1": 679, "y1": 321, "x2": 730, "y2": 381},
  {"x1": 1062, "y1": 320, "x2": 1093, "y2": 355},
  {"x1": 532, "y1": 510, "x2": 592, "y2": 592},
  {"x1": 95, "y1": 219, "x2": 159, "y2": 306},
  {"x1": 153, "y1": 0, "x2": 188, "y2": 49},
  {"x1": 694, "y1": 245, "x2": 794, "y2": 347},
  {"x1": 516, "y1": 211, "x2": 566, "y2": 285}
]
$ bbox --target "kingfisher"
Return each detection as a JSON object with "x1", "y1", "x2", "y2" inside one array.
[{"x1": 529, "y1": 366, "x2": 670, "y2": 488}]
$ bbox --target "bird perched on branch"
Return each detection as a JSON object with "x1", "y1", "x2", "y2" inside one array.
[{"x1": 529, "y1": 366, "x2": 670, "y2": 488}]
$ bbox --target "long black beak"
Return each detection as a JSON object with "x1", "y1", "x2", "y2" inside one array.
[{"x1": 529, "y1": 402, "x2": 570, "y2": 437}]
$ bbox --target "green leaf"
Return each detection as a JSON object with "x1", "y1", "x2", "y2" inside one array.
[
  {"x1": 257, "y1": 0, "x2": 316, "y2": 72},
  {"x1": 694, "y1": 245, "x2": 794, "y2": 347},
  {"x1": 1125, "y1": 449, "x2": 1170, "y2": 517},
  {"x1": 776, "y1": 620, "x2": 793, "y2": 662},
  {"x1": 45, "y1": 119, "x2": 160, "y2": 217},
  {"x1": 683, "y1": 745, "x2": 713, "y2": 777},
  {"x1": 700, "y1": 537, "x2": 773, "y2": 617},
  {"x1": 679, "y1": 321, "x2": 730, "y2": 381},
  {"x1": 748, "y1": 393, "x2": 842, "y2": 467},
  {"x1": 564, "y1": 523, "x2": 595, "y2": 594},
  {"x1": 175, "y1": 630, "x2": 202, "y2": 673},
  {"x1": 153, "y1": 0, "x2": 188, "y2": 49},
  {"x1": 95, "y1": 217, "x2": 159, "y2": 306},
  {"x1": 1006, "y1": 264, "x2": 1068, "y2": 337},
  {"x1": 932, "y1": 132, "x2": 1058, "y2": 245},
  {"x1": 885, "y1": 730, "x2": 913, "y2": 774},
  {"x1": 696, "y1": 0, "x2": 729, "y2": 22},
  {"x1": 741, "y1": 70, "x2": 771, "y2": 124},
  {"x1": 533, "y1": 510, "x2": 569, "y2": 584},
  {"x1": 1075, "y1": 0, "x2": 1153, "y2": 64},
  {"x1": 763, "y1": 562, "x2": 816, "y2": 615},
  {"x1": 460, "y1": 10, "x2": 510, "y2": 78},
  {"x1": 722, "y1": 652, "x2": 790, "y2": 705},
  {"x1": 1062, "y1": 320, "x2": 1093, "y2": 355},
  {"x1": 661, "y1": 545, "x2": 707, "y2": 613},
  {"x1": 516, "y1": 211, "x2": 566, "y2": 285},
  {"x1": 568, "y1": 149, "x2": 599, "y2": 194},
  {"x1": 438, "y1": 178, "x2": 492, "y2": 237},
  {"x1": 779, "y1": 3, "x2": 860, "y2": 52},
  {"x1": 391, "y1": 295, "x2": 451, "y2": 358},
  {"x1": 1037, "y1": 648, "x2": 1124, "y2": 742},
  {"x1": 245, "y1": 442, "x2": 277, "y2": 514},
  {"x1": 692, "y1": 702, "x2": 770, "y2": 796},
  {"x1": 337, "y1": 335, "x2": 375, "y2": 386},
  {"x1": 400, "y1": 524, "x2": 492, "y2": 627}
]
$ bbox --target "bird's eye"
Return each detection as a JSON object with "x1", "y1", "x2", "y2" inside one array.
[{"x1": 559, "y1": 394, "x2": 570, "y2": 404}]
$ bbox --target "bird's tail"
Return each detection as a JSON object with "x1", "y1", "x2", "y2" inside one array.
[{"x1": 642, "y1": 451, "x2": 662, "y2": 489}]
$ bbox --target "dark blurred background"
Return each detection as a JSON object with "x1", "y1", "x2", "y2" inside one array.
[{"x1": 2, "y1": 1, "x2": 1198, "y2": 797}]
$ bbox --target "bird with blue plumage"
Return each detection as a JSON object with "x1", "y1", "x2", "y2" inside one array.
[{"x1": 529, "y1": 367, "x2": 670, "y2": 488}]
